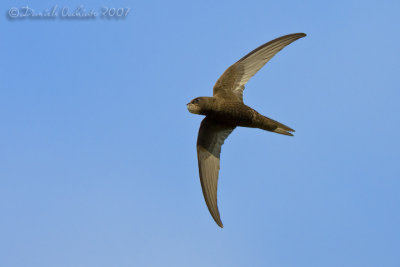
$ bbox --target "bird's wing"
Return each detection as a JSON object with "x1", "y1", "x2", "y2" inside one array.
[
  {"x1": 197, "y1": 117, "x2": 235, "y2": 228},
  {"x1": 213, "y1": 33, "x2": 306, "y2": 102}
]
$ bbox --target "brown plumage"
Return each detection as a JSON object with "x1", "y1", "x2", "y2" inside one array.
[{"x1": 187, "y1": 33, "x2": 306, "y2": 227}]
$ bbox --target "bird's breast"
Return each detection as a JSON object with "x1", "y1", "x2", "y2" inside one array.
[{"x1": 208, "y1": 102, "x2": 254, "y2": 126}]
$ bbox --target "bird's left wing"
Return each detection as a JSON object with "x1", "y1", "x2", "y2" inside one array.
[
  {"x1": 213, "y1": 33, "x2": 306, "y2": 102},
  {"x1": 197, "y1": 117, "x2": 235, "y2": 228}
]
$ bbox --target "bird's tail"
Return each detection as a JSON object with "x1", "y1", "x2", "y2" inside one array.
[{"x1": 256, "y1": 114, "x2": 295, "y2": 136}]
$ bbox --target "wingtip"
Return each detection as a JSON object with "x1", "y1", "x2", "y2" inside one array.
[
  {"x1": 212, "y1": 215, "x2": 224, "y2": 228},
  {"x1": 294, "y1": 32, "x2": 306, "y2": 38}
]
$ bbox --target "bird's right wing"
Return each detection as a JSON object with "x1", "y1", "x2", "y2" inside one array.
[
  {"x1": 197, "y1": 117, "x2": 235, "y2": 228},
  {"x1": 213, "y1": 33, "x2": 306, "y2": 102}
]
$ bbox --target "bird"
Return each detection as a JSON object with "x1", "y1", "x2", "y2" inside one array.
[{"x1": 187, "y1": 33, "x2": 306, "y2": 228}]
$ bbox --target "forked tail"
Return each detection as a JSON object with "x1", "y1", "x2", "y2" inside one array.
[{"x1": 255, "y1": 113, "x2": 295, "y2": 136}]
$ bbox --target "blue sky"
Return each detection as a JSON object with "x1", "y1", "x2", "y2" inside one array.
[{"x1": 1, "y1": 0, "x2": 399, "y2": 266}]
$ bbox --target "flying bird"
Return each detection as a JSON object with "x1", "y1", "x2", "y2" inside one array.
[{"x1": 187, "y1": 33, "x2": 306, "y2": 227}]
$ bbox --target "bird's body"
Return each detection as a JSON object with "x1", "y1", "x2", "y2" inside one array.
[
  {"x1": 210, "y1": 101, "x2": 255, "y2": 128},
  {"x1": 187, "y1": 33, "x2": 306, "y2": 227},
  {"x1": 188, "y1": 98, "x2": 294, "y2": 134}
]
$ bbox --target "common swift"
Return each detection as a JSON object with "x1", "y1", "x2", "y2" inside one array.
[{"x1": 187, "y1": 33, "x2": 306, "y2": 227}]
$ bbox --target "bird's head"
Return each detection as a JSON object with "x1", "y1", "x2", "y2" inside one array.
[{"x1": 187, "y1": 97, "x2": 213, "y2": 115}]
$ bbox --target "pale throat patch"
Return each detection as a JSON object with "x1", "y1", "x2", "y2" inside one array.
[{"x1": 187, "y1": 104, "x2": 202, "y2": 114}]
